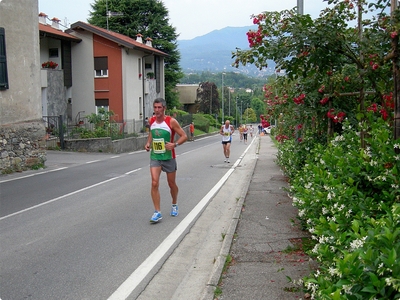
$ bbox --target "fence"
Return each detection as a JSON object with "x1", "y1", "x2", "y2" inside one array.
[{"x1": 43, "y1": 116, "x2": 147, "y2": 149}]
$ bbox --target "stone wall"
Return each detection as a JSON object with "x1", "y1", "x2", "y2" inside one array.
[
  {"x1": 0, "y1": 122, "x2": 46, "y2": 172},
  {"x1": 61, "y1": 125, "x2": 191, "y2": 154}
]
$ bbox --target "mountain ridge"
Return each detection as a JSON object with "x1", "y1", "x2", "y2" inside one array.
[{"x1": 177, "y1": 25, "x2": 275, "y2": 76}]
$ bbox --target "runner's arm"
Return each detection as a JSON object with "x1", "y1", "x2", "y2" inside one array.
[
  {"x1": 166, "y1": 118, "x2": 187, "y2": 150},
  {"x1": 145, "y1": 131, "x2": 152, "y2": 151}
]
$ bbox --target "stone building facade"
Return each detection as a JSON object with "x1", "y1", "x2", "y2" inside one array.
[{"x1": 0, "y1": 0, "x2": 46, "y2": 173}]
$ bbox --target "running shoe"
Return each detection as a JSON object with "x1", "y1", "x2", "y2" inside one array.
[
  {"x1": 227, "y1": 159, "x2": 230, "y2": 163},
  {"x1": 150, "y1": 211, "x2": 162, "y2": 223},
  {"x1": 170, "y1": 204, "x2": 179, "y2": 217}
]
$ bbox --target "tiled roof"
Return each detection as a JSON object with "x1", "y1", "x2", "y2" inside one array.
[
  {"x1": 39, "y1": 23, "x2": 82, "y2": 42},
  {"x1": 68, "y1": 22, "x2": 168, "y2": 57}
]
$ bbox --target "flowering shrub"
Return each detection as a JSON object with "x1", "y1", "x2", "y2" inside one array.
[
  {"x1": 41, "y1": 61, "x2": 58, "y2": 69},
  {"x1": 284, "y1": 116, "x2": 400, "y2": 299}
]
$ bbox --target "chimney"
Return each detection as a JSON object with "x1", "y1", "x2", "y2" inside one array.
[
  {"x1": 39, "y1": 12, "x2": 47, "y2": 25},
  {"x1": 145, "y1": 37, "x2": 153, "y2": 47},
  {"x1": 51, "y1": 17, "x2": 61, "y2": 30},
  {"x1": 136, "y1": 33, "x2": 143, "y2": 44}
]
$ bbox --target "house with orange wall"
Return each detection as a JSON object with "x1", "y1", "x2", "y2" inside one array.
[
  {"x1": 39, "y1": 13, "x2": 82, "y2": 123},
  {"x1": 66, "y1": 21, "x2": 168, "y2": 133}
]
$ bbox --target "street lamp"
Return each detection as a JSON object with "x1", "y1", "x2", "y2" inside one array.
[
  {"x1": 246, "y1": 103, "x2": 249, "y2": 124},
  {"x1": 236, "y1": 97, "x2": 238, "y2": 127},
  {"x1": 240, "y1": 101, "x2": 243, "y2": 125},
  {"x1": 210, "y1": 83, "x2": 212, "y2": 115},
  {"x1": 222, "y1": 73, "x2": 225, "y2": 122},
  {"x1": 228, "y1": 89, "x2": 231, "y2": 117}
]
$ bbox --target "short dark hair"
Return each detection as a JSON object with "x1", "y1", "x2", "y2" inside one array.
[{"x1": 153, "y1": 98, "x2": 167, "y2": 107}]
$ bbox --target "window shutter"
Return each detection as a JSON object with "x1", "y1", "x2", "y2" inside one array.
[
  {"x1": 94, "y1": 57, "x2": 108, "y2": 70},
  {"x1": 0, "y1": 27, "x2": 9, "y2": 90}
]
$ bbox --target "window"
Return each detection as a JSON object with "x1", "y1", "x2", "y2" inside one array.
[
  {"x1": 49, "y1": 48, "x2": 58, "y2": 58},
  {"x1": 95, "y1": 99, "x2": 109, "y2": 113},
  {"x1": 0, "y1": 27, "x2": 9, "y2": 90},
  {"x1": 94, "y1": 57, "x2": 108, "y2": 78}
]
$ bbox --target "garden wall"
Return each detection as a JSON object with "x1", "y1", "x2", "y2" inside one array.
[
  {"x1": 0, "y1": 122, "x2": 47, "y2": 172},
  {"x1": 62, "y1": 125, "x2": 191, "y2": 154}
]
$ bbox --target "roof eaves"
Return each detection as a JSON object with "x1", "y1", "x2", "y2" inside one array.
[{"x1": 68, "y1": 21, "x2": 168, "y2": 57}]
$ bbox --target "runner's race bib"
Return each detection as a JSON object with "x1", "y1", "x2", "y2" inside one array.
[
  {"x1": 222, "y1": 132, "x2": 231, "y2": 142},
  {"x1": 152, "y1": 138, "x2": 166, "y2": 153}
]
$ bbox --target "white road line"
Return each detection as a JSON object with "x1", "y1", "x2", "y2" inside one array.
[
  {"x1": 108, "y1": 136, "x2": 255, "y2": 299},
  {"x1": 125, "y1": 168, "x2": 141, "y2": 175},
  {"x1": 86, "y1": 160, "x2": 101, "y2": 164},
  {"x1": 0, "y1": 167, "x2": 68, "y2": 184},
  {"x1": 0, "y1": 168, "x2": 142, "y2": 221},
  {"x1": 107, "y1": 166, "x2": 236, "y2": 300}
]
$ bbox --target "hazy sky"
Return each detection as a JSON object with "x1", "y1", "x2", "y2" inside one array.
[{"x1": 38, "y1": 0, "x2": 329, "y2": 40}]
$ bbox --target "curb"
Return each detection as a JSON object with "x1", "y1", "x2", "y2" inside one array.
[{"x1": 200, "y1": 137, "x2": 260, "y2": 300}]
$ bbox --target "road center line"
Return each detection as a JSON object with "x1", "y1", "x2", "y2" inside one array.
[
  {"x1": 0, "y1": 167, "x2": 68, "y2": 184},
  {"x1": 0, "y1": 168, "x2": 142, "y2": 221}
]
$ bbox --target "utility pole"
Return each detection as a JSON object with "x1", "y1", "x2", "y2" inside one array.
[
  {"x1": 297, "y1": 0, "x2": 304, "y2": 15},
  {"x1": 210, "y1": 83, "x2": 212, "y2": 115},
  {"x1": 221, "y1": 73, "x2": 225, "y2": 123},
  {"x1": 228, "y1": 90, "x2": 231, "y2": 117}
]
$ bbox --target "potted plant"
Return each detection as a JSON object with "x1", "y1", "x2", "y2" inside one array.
[
  {"x1": 146, "y1": 72, "x2": 155, "y2": 79},
  {"x1": 42, "y1": 61, "x2": 58, "y2": 69}
]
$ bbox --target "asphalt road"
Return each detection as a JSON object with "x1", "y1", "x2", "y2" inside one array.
[{"x1": 0, "y1": 133, "x2": 253, "y2": 299}]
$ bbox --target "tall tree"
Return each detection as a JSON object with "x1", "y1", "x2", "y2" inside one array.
[
  {"x1": 88, "y1": 0, "x2": 183, "y2": 109},
  {"x1": 196, "y1": 81, "x2": 220, "y2": 115}
]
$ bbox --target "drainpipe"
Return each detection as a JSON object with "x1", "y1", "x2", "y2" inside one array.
[{"x1": 142, "y1": 53, "x2": 154, "y2": 128}]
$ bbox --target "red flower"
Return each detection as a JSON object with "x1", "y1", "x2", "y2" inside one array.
[
  {"x1": 42, "y1": 61, "x2": 58, "y2": 69},
  {"x1": 391, "y1": 31, "x2": 398, "y2": 39},
  {"x1": 367, "y1": 103, "x2": 378, "y2": 112},
  {"x1": 380, "y1": 108, "x2": 388, "y2": 120},
  {"x1": 320, "y1": 97, "x2": 329, "y2": 105},
  {"x1": 327, "y1": 109, "x2": 345, "y2": 123},
  {"x1": 293, "y1": 93, "x2": 305, "y2": 105}
]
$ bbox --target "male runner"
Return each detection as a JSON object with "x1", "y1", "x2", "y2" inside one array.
[
  {"x1": 220, "y1": 120, "x2": 235, "y2": 163},
  {"x1": 145, "y1": 98, "x2": 187, "y2": 223}
]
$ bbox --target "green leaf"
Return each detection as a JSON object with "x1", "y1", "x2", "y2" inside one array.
[
  {"x1": 352, "y1": 220, "x2": 360, "y2": 233},
  {"x1": 361, "y1": 285, "x2": 377, "y2": 293}
]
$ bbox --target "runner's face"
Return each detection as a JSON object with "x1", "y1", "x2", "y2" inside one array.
[{"x1": 153, "y1": 103, "x2": 165, "y2": 117}]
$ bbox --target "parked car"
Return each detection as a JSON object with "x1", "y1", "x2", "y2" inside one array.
[{"x1": 263, "y1": 125, "x2": 275, "y2": 134}]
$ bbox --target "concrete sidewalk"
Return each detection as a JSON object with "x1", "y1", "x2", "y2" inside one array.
[
  {"x1": 136, "y1": 135, "x2": 314, "y2": 300},
  {"x1": 212, "y1": 135, "x2": 314, "y2": 300}
]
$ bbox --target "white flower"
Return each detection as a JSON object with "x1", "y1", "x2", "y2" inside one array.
[
  {"x1": 322, "y1": 207, "x2": 328, "y2": 215},
  {"x1": 394, "y1": 143, "x2": 400, "y2": 149},
  {"x1": 350, "y1": 237, "x2": 367, "y2": 251},
  {"x1": 342, "y1": 284, "x2": 353, "y2": 295}
]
